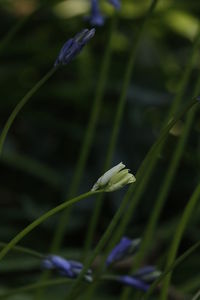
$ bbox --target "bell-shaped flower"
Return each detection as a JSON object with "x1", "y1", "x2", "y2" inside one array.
[
  {"x1": 91, "y1": 162, "x2": 136, "y2": 192},
  {"x1": 54, "y1": 28, "x2": 95, "y2": 67}
]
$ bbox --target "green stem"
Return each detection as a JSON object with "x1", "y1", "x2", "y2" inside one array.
[
  {"x1": 192, "y1": 290, "x2": 200, "y2": 300},
  {"x1": 0, "y1": 242, "x2": 43, "y2": 259},
  {"x1": 108, "y1": 97, "x2": 198, "y2": 251},
  {"x1": 80, "y1": 97, "x2": 200, "y2": 300},
  {"x1": 50, "y1": 18, "x2": 116, "y2": 253},
  {"x1": 142, "y1": 239, "x2": 200, "y2": 300},
  {"x1": 82, "y1": 0, "x2": 159, "y2": 261},
  {"x1": 0, "y1": 67, "x2": 56, "y2": 155},
  {"x1": 160, "y1": 183, "x2": 200, "y2": 300},
  {"x1": 120, "y1": 63, "x2": 200, "y2": 300},
  {"x1": 0, "y1": 190, "x2": 100, "y2": 262},
  {"x1": 64, "y1": 98, "x2": 198, "y2": 300}
]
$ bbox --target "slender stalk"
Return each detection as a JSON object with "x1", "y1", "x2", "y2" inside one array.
[
  {"x1": 120, "y1": 64, "x2": 200, "y2": 300},
  {"x1": 81, "y1": 97, "x2": 199, "y2": 300},
  {"x1": 83, "y1": 0, "x2": 160, "y2": 260},
  {"x1": 159, "y1": 183, "x2": 200, "y2": 300},
  {"x1": 64, "y1": 98, "x2": 198, "y2": 300},
  {"x1": 192, "y1": 290, "x2": 200, "y2": 300},
  {"x1": 142, "y1": 239, "x2": 200, "y2": 300},
  {"x1": 108, "y1": 98, "x2": 198, "y2": 253},
  {"x1": 50, "y1": 18, "x2": 116, "y2": 253},
  {"x1": 0, "y1": 190, "x2": 100, "y2": 262},
  {"x1": 0, "y1": 242, "x2": 43, "y2": 259},
  {"x1": 0, "y1": 67, "x2": 56, "y2": 155}
]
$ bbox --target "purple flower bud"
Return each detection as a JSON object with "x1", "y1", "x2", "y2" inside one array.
[
  {"x1": 116, "y1": 266, "x2": 161, "y2": 292},
  {"x1": 118, "y1": 275, "x2": 149, "y2": 291},
  {"x1": 54, "y1": 28, "x2": 95, "y2": 67},
  {"x1": 86, "y1": 0, "x2": 105, "y2": 27},
  {"x1": 134, "y1": 266, "x2": 162, "y2": 283},
  {"x1": 107, "y1": 0, "x2": 121, "y2": 10},
  {"x1": 41, "y1": 255, "x2": 93, "y2": 282},
  {"x1": 106, "y1": 236, "x2": 141, "y2": 266}
]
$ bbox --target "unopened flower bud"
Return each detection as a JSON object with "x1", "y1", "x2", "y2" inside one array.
[{"x1": 91, "y1": 162, "x2": 136, "y2": 192}]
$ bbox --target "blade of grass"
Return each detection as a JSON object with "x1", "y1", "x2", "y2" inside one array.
[
  {"x1": 119, "y1": 54, "x2": 200, "y2": 300},
  {"x1": 82, "y1": 0, "x2": 160, "y2": 261},
  {"x1": 0, "y1": 190, "x2": 101, "y2": 262},
  {"x1": 63, "y1": 96, "x2": 199, "y2": 300},
  {"x1": 101, "y1": 97, "x2": 199, "y2": 264},
  {"x1": 160, "y1": 182, "x2": 200, "y2": 300}
]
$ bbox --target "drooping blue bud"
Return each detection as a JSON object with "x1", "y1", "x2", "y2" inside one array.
[
  {"x1": 54, "y1": 28, "x2": 95, "y2": 67},
  {"x1": 42, "y1": 255, "x2": 93, "y2": 282},
  {"x1": 106, "y1": 236, "x2": 140, "y2": 266}
]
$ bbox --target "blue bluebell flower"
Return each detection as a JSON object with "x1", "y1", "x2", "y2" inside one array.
[
  {"x1": 86, "y1": 0, "x2": 105, "y2": 27},
  {"x1": 86, "y1": 0, "x2": 121, "y2": 27},
  {"x1": 117, "y1": 266, "x2": 161, "y2": 292},
  {"x1": 54, "y1": 28, "x2": 95, "y2": 67},
  {"x1": 106, "y1": 236, "x2": 141, "y2": 266},
  {"x1": 107, "y1": 0, "x2": 121, "y2": 10},
  {"x1": 41, "y1": 255, "x2": 93, "y2": 282}
]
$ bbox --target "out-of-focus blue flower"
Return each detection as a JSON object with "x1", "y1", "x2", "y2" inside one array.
[
  {"x1": 86, "y1": 0, "x2": 105, "y2": 26},
  {"x1": 86, "y1": 0, "x2": 121, "y2": 27},
  {"x1": 117, "y1": 266, "x2": 161, "y2": 292},
  {"x1": 106, "y1": 236, "x2": 141, "y2": 266},
  {"x1": 118, "y1": 275, "x2": 150, "y2": 291},
  {"x1": 107, "y1": 0, "x2": 121, "y2": 10},
  {"x1": 54, "y1": 28, "x2": 95, "y2": 67},
  {"x1": 42, "y1": 255, "x2": 93, "y2": 282}
]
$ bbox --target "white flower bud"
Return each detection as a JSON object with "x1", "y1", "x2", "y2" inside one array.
[{"x1": 91, "y1": 162, "x2": 136, "y2": 192}]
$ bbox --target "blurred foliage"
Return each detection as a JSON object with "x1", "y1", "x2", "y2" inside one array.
[{"x1": 1, "y1": 0, "x2": 200, "y2": 299}]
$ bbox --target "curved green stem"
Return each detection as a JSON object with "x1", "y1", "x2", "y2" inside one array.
[
  {"x1": 0, "y1": 67, "x2": 56, "y2": 155},
  {"x1": 82, "y1": 0, "x2": 160, "y2": 261},
  {"x1": 0, "y1": 190, "x2": 100, "y2": 262},
  {"x1": 106, "y1": 98, "x2": 199, "y2": 253},
  {"x1": 160, "y1": 183, "x2": 200, "y2": 300}
]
